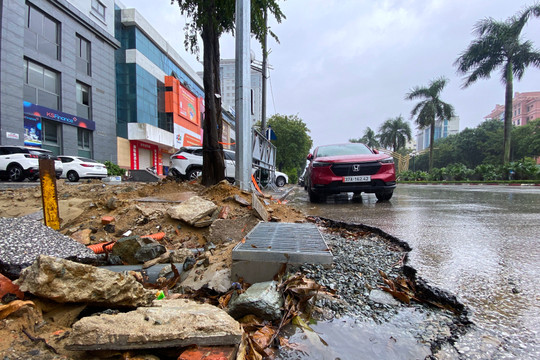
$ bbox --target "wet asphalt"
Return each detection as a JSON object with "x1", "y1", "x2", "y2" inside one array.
[{"x1": 288, "y1": 184, "x2": 540, "y2": 359}]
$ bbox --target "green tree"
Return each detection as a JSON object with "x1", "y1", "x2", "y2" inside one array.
[
  {"x1": 512, "y1": 118, "x2": 540, "y2": 160},
  {"x1": 172, "y1": 0, "x2": 285, "y2": 186},
  {"x1": 454, "y1": 4, "x2": 540, "y2": 164},
  {"x1": 405, "y1": 77, "x2": 455, "y2": 171},
  {"x1": 378, "y1": 116, "x2": 412, "y2": 153},
  {"x1": 350, "y1": 127, "x2": 380, "y2": 149},
  {"x1": 267, "y1": 114, "x2": 312, "y2": 181}
]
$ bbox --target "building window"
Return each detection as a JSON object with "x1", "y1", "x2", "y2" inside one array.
[
  {"x1": 76, "y1": 82, "x2": 91, "y2": 119},
  {"x1": 76, "y1": 35, "x2": 91, "y2": 75},
  {"x1": 25, "y1": 4, "x2": 60, "y2": 60},
  {"x1": 77, "y1": 128, "x2": 92, "y2": 158},
  {"x1": 91, "y1": 0, "x2": 106, "y2": 21},
  {"x1": 42, "y1": 120, "x2": 62, "y2": 155},
  {"x1": 24, "y1": 59, "x2": 60, "y2": 110}
]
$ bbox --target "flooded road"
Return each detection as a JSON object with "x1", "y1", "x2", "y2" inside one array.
[{"x1": 288, "y1": 184, "x2": 540, "y2": 359}]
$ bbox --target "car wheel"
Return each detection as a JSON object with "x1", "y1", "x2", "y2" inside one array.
[
  {"x1": 187, "y1": 168, "x2": 202, "y2": 180},
  {"x1": 308, "y1": 186, "x2": 323, "y2": 203},
  {"x1": 375, "y1": 191, "x2": 393, "y2": 202},
  {"x1": 67, "y1": 170, "x2": 80, "y2": 182},
  {"x1": 8, "y1": 164, "x2": 24, "y2": 182},
  {"x1": 275, "y1": 176, "x2": 286, "y2": 187}
]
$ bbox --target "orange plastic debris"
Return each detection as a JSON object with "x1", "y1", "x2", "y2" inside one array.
[
  {"x1": 141, "y1": 232, "x2": 166, "y2": 241},
  {"x1": 178, "y1": 345, "x2": 236, "y2": 360},
  {"x1": 101, "y1": 216, "x2": 115, "y2": 225},
  {"x1": 87, "y1": 242, "x2": 115, "y2": 254}
]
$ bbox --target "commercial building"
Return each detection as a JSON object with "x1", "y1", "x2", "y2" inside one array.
[
  {"x1": 0, "y1": 0, "x2": 119, "y2": 161},
  {"x1": 484, "y1": 91, "x2": 540, "y2": 126},
  {"x1": 415, "y1": 117, "x2": 460, "y2": 151}
]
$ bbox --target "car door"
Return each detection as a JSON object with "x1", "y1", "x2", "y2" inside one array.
[{"x1": 224, "y1": 151, "x2": 236, "y2": 178}]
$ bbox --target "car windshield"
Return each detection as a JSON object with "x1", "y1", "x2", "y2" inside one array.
[{"x1": 315, "y1": 143, "x2": 372, "y2": 158}]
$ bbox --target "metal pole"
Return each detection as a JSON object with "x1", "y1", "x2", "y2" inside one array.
[
  {"x1": 235, "y1": 0, "x2": 252, "y2": 191},
  {"x1": 260, "y1": 7, "x2": 268, "y2": 137}
]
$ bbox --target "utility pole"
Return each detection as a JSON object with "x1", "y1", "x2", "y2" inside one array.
[
  {"x1": 235, "y1": 0, "x2": 252, "y2": 191},
  {"x1": 260, "y1": 7, "x2": 268, "y2": 138}
]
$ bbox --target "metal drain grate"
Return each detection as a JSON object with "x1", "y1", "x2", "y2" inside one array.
[{"x1": 232, "y1": 222, "x2": 333, "y2": 264}]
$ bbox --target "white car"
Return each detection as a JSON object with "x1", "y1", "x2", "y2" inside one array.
[
  {"x1": 274, "y1": 170, "x2": 288, "y2": 187},
  {"x1": 170, "y1": 146, "x2": 235, "y2": 180},
  {"x1": 58, "y1": 156, "x2": 108, "y2": 182},
  {"x1": 0, "y1": 145, "x2": 62, "y2": 181}
]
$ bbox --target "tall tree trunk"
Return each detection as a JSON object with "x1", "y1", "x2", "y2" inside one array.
[
  {"x1": 429, "y1": 118, "x2": 435, "y2": 171},
  {"x1": 200, "y1": 0, "x2": 224, "y2": 186},
  {"x1": 503, "y1": 61, "x2": 513, "y2": 164}
]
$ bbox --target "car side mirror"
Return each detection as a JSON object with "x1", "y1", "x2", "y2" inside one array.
[
  {"x1": 307, "y1": 154, "x2": 313, "y2": 161},
  {"x1": 372, "y1": 149, "x2": 379, "y2": 154}
]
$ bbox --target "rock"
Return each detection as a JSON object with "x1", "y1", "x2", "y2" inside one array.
[
  {"x1": 106, "y1": 197, "x2": 118, "y2": 210},
  {"x1": 101, "y1": 216, "x2": 115, "y2": 225},
  {"x1": 181, "y1": 264, "x2": 232, "y2": 294},
  {"x1": 167, "y1": 196, "x2": 217, "y2": 225},
  {"x1": 251, "y1": 193, "x2": 268, "y2": 221},
  {"x1": 66, "y1": 299, "x2": 242, "y2": 351},
  {"x1": 135, "y1": 243, "x2": 167, "y2": 263},
  {"x1": 111, "y1": 236, "x2": 158, "y2": 265},
  {"x1": 15, "y1": 255, "x2": 154, "y2": 307},
  {"x1": 71, "y1": 229, "x2": 92, "y2": 245},
  {"x1": 368, "y1": 289, "x2": 400, "y2": 306},
  {"x1": 170, "y1": 249, "x2": 195, "y2": 263},
  {"x1": 228, "y1": 281, "x2": 283, "y2": 321}
]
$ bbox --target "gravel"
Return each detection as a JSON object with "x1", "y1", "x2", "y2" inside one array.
[
  {"x1": 0, "y1": 217, "x2": 96, "y2": 279},
  {"x1": 296, "y1": 222, "x2": 469, "y2": 353}
]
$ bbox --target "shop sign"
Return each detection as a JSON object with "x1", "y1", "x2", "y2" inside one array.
[
  {"x1": 6, "y1": 132, "x2": 19, "y2": 140},
  {"x1": 23, "y1": 101, "x2": 96, "y2": 130}
]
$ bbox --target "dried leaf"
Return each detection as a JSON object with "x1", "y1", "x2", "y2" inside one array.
[
  {"x1": 379, "y1": 286, "x2": 411, "y2": 304},
  {"x1": 252, "y1": 325, "x2": 276, "y2": 350},
  {"x1": 292, "y1": 316, "x2": 328, "y2": 346},
  {"x1": 0, "y1": 300, "x2": 35, "y2": 320},
  {"x1": 251, "y1": 244, "x2": 257, "y2": 248}
]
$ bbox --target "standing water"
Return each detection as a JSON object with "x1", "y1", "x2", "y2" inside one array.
[{"x1": 288, "y1": 184, "x2": 540, "y2": 359}]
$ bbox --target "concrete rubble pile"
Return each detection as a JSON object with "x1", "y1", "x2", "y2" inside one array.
[{"x1": 0, "y1": 180, "x2": 298, "y2": 359}]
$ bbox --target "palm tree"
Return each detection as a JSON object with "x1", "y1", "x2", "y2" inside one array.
[
  {"x1": 350, "y1": 127, "x2": 380, "y2": 149},
  {"x1": 378, "y1": 116, "x2": 412, "y2": 153},
  {"x1": 405, "y1": 77, "x2": 455, "y2": 171},
  {"x1": 454, "y1": 4, "x2": 540, "y2": 164}
]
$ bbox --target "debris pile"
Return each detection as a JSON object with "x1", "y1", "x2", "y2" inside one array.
[{"x1": 0, "y1": 179, "x2": 469, "y2": 359}]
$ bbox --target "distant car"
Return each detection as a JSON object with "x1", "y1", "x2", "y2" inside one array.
[
  {"x1": 58, "y1": 156, "x2": 108, "y2": 182},
  {"x1": 170, "y1": 146, "x2": 235, "y2": 181},
  {"x1": 274, "y1": 170, "x2": 288, "y2": 187},
  {"x1": 0, "y1": 145, "x2": 62, "y2": 181},
  {"x1": 305, "y1": 143, "x2": 396, "y2": 202},
  {"x1": 298, "y1": 166, "x2": 308, "y2": 188}
]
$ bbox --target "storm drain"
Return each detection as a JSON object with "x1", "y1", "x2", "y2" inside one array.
[{"x1": 232, "y1": 222, "x2": 333, "y2": 264}]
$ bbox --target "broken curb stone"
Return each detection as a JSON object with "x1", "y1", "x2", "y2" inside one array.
[
  {"x1": 228, "y1": 281, "x2": 283, "y2": 321},
  {"x1": 66, "y1": 299, "x2": 242, "y2": 351},
  {"x1": 111, "y1": 236, "x2": 160, "y2": 265},
  {"x1": 15, "y1": 255, "x2": 154, "y2": 307},
  {"x1": 167, "y1": 196, "x2": 218, "y2": 225}
]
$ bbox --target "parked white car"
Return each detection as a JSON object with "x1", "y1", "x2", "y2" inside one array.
[
  {"x1": 0, "y1": 145, "x2": 63, "y2": 181},
  {"x1": 58, "y1": 156, "x2": 108, "y2": 182},
  {"x1": 170, "y1": 146, "x2": 235, "y2": 180}
]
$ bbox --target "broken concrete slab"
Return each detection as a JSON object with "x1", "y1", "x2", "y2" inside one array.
[
  {"x1": 251, "y1": 193, "x2": 268, "y2": 221},
  {"x1": 167, "y1": 196, "x2": 218, "y2": 225},
  {"x1": 0, "y1": 217, "x2": 97, "y2": 280},
  {"x1": 66, "y1": 299, "x2": 242, "y2": 351},
  {"x1": 208, "y1": 216, "x2": 259, "y2": 244},
  {"x1": 15, "y1": 255, "x2": 154, "y2": 307},
  {"x1": 233, "y1": 194, "x2": 250, "y2": 206},
  {"x1": 228, "y1": 281, "x2": 283, "y2": 321}
]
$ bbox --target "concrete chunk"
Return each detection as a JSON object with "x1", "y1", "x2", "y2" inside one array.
[
  {"x1": 168, "y1": 196, "x2": 218, "y2": 225},
  {"x1": 228, "y1": 281, "x2": 282, "y2": 321},
  {"x1": 66, "y1": 299, "x2": 242, "y2": 350}
]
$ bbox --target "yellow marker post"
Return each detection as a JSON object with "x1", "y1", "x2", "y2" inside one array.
[{"x1": 39, "y1": 158, "x2": 60, "y2": 230}]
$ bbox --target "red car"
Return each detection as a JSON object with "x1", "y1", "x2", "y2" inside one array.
[{"x1": 305, "y1": 143, "x2": 396, "y2": 202}]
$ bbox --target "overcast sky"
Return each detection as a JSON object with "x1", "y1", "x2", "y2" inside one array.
[{"x1": 119, "y1": 0, "x2": 540, "y2": 148}]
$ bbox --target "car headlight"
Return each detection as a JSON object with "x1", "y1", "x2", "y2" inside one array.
[
  {"x1": 312, "y1": 161, "x2": 331, "y2": 167},
  {"x1": 380, "y1": 157, "x2": 394, "y2": 164}
]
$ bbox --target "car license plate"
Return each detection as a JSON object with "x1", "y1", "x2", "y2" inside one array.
[{"x1": 343, "y1": 175, "x2": 371, "y2": 183}]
